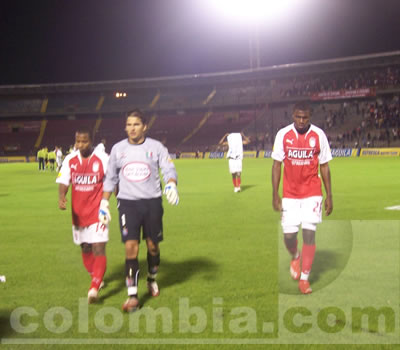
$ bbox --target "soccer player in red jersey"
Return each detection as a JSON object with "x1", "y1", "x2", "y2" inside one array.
[
  {"x1": 57, "y1": 129, "x2": 109, "y2": 303},
  {"x1": 271, "y1": 102, "x2": 333, "y2": 294}
]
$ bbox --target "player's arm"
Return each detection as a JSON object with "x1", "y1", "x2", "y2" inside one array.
[
  {"x1": 271, "y1": 160, "x2": 282, "y2": 212},
  {"x1": 241, "y1": 133, "x2": 251, "y2": 145},
  {"x1": 58, "y1": 184, "x2": 69, "y2": 210},
  {"x1": 218, "y1": 133, "x2": 229, "y2": 145},
  {"x1": 158, "y1": 145, "x2": 179, "y2": 205},
  {"x1": 320, "y1": 162, "x2": 333, "y2": 216}
]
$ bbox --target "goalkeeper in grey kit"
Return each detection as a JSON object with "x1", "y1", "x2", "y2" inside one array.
[{"x1": 99, "y1": 109, "x2": 179, "y2": 312}]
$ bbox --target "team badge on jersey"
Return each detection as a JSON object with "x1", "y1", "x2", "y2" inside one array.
[
  {"x1": 92, "y1": 161, "x2": 99, "y2": 172},
  {"x1": 309, "y1": 137, "x2": 316, "y2": 148},
  {"x1": 146, "y1": 151, "x2": 153, "y2": 159}
]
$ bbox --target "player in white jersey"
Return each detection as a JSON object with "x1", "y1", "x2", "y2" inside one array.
[
  {"x1": 94, "y1": 139, "x2": 107, "y2": 154},
  {"x1": 55, "y1": 146, "x2": 63, "y2": 172},
  {"x1": 99, "y1": 109, "x2": 179, "y2": 312},
  {"x1": 219, "y1": 132, "x2": 250, "y2": 192},
  {"x1": 272, "y1": 102, "x2": 333, "y2": 294}
]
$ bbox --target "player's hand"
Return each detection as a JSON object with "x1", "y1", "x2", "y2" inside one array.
[
  {"x1": 59, "y1": 197, "x2": 67, "y2": 210},
  {"x1": 272, "y1": 194, "x2": 282, "y2": 212},
  {"x1": 164, "y1": 182, "x2": 179, "y2": 205},
  {"x1": 99, "y1": 199, "x2": 111, "y2": 225},
  {"x1": 325, "y1": 196, "x2": 333, "y2": 216}
]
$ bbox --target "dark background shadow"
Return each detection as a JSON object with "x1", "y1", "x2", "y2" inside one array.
[
  {"x1": 0, "y1": 310, "x2": 15, "y2": 338},
  {"x1": 309, "y1": 250, "x2": 340, "y2": 283},
  {"x1": 100, "y1": 257, "x2": 219, "y2": 306},
  {"x1": 239, "y1": 185, "x2": 256, "y2": 192}
]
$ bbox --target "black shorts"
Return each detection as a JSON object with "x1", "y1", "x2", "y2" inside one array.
[{"x1": 118, "y1": 198, "x2": 164, "y2": 244}]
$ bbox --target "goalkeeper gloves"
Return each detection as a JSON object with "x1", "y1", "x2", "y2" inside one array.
[
  {"x1": 99, "y1": 199, "x2": 111, "y2": 225},
  {"x1": 163, "y1": 182, "x2": 179, "y2": 206}
]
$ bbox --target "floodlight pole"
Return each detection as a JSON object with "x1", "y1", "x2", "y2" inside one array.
[{"x1": 248, "y1": 25, "x2": 261, "y2": 69}]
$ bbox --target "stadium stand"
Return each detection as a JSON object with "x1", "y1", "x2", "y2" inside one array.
[
  {"x1": 0, "y1": 119, "x2": 41, "y2": 155},
  {"x1": 1, "y1": 51, "x2": 400, "y2": 156},
  {"x1": 41, "y1": 116, "x2": 96, "y2": 152}
]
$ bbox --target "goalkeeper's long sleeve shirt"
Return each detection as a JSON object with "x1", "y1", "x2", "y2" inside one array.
[{"x1": 103, "y1": 137, "x2": 177, "y2": 200}]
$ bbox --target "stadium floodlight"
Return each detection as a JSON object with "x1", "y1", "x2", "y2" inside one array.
[{"x1": 205, "y1": 0, "x2": 297, "y2": 25}]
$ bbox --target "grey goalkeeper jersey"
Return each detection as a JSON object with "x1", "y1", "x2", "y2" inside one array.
[{"x1": 103, "y1": 138, "x2": 177, "y2": 200}]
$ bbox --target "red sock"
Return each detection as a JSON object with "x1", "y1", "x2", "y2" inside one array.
[
  {"x1": 90, "y1": 255, "x2": 107, "y2": 290},
  {"x1": 301, "y1": 244, "x2": 316, "y2": 275},
  {"x1": 82, "y1": 252, "x2": 95, "y2": 275},
  {"x1": 237, "y1": 177, "x2": 241, "y2": 187},
  {"x1": 232, "y1": 178, "x2": 237, "y2": 187},
  {"x1": 285, "y1": 239, "x2": 298, "y2": 257}
]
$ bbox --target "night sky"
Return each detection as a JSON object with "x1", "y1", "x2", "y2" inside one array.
[{"x1": 1, "y1": 0, "x2": 400, "y2": 85}]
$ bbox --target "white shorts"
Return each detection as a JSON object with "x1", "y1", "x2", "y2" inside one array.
[
  {"x1": 281, "y1": 196, "x2": 323, "y2": 234},
  {"x1": 72, "y1": 222, "x2": 109, "y2": 245},
  {"x1": 228, "y1": 159, "x2": 242, "y2": 174}
]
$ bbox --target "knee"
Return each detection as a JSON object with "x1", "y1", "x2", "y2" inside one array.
[
  {"x1": 284, "y1": 232, "x2": 298, "y2": 242},
  {"x1": 146, "y1": 240, "x2": 159, "y2": 256},
  {"x1": 81, "y1": 243, "x2": 92, "y2": 253},
  {"x1": 125, "y1": 241, "x2": 139, "y2": 259},
  {"x1": 302, "y1": 229, "x2": 315, "y2": 245},
  {"x1": 92, "y1": 243, "x2": 106, "y2": 256}
]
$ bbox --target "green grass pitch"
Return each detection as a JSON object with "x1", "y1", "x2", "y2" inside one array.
[{"x1": 0, "y1": 157, "x2": 399, "y2": 349}]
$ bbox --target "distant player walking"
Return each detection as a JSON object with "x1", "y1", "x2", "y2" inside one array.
[
  {"x1": 219, "y1": 132, "x2": 250, "y2": 192},
  {"x1": 56, "y1": 146, "x2": 63, "y2": 172},
  {"x1": 56, "y1": 129, "x2": 109, "y2": 303},
  {"x1": 99, "y1": 109, "x2": 179, "y2": 312},
  {"x1": 272, "y1": 102, "x2": 333, "y2": 294},
  {"x1": 37, "y1": 147, "x2": 45, "y2": 171}
]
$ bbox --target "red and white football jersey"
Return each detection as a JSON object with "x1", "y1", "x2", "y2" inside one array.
[
  {"x1": 56, "y1": 150, "x2": 109, "y2": 227},
  {"x1": 272, "y1": 124, "x2": 332, "y2": 199}
]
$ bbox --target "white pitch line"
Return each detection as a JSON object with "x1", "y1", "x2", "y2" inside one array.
[{"x1": 385, "y1": 205, "x2": 400, "y2": 210}]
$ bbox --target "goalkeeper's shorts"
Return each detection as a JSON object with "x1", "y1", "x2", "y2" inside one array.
[{"x1": 117, "y1": 198, "x2": 164, "y2": 244}]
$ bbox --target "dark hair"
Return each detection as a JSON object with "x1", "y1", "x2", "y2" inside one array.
[
  {"x1": 293, "y1": 102, "x2": 311, "y2": 113},
  {"x1": 126, "y1": 108, "x2": 147, "y2": 125},
  {"x1": 75, "y1": 128, "x2": 92, "y2": 140}
]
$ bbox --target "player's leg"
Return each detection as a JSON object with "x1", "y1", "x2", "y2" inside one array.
[
  {"x1": 281, "y1": 198, "x2": 301, "y2": 280},
  {"x1": 146, "y1": 239, "x2": 160, "y2": 297},
  {"x1": 143, "y1": 198, "x2": 163, "y2": 297},
  {"x1": 123, "y1": 240, "x2": 140, "y2": 310},
  {"x1": 232, "y1": 160, "x2": 243, "y2": 192},
  {"x1": 119, "y1": 199, "x2": 142, "y2": 312},
  {"x1": 236, "y1": 171, "x2": 242, "y2": 191},
  {"x1": 298, "y1": 226, "x2": 315, "y2": 294},
  {"x1": 229, "y1": 159, "x2": 238, "y2": 191},
  {"x1": 298, "y1": 196, "x2": 322, "y2": 294},
  {"x1": 87, "y1": 242, "x2": 106, "y2": 303},
  {"x1": 81, "y1": 222, "x2": 109, "y2": 303},
  {"x1": 80, "y1": 242, "x2": 95, "y2": 276}
]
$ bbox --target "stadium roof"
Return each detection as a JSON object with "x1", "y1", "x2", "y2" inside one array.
[{"x1": 1, "y1": 50, "x2": 400, "y2": 96}]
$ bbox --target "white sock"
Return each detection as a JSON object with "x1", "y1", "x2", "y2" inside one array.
[{"x1": 300, "y1": 272, "x2": 309, "y2": 281}]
